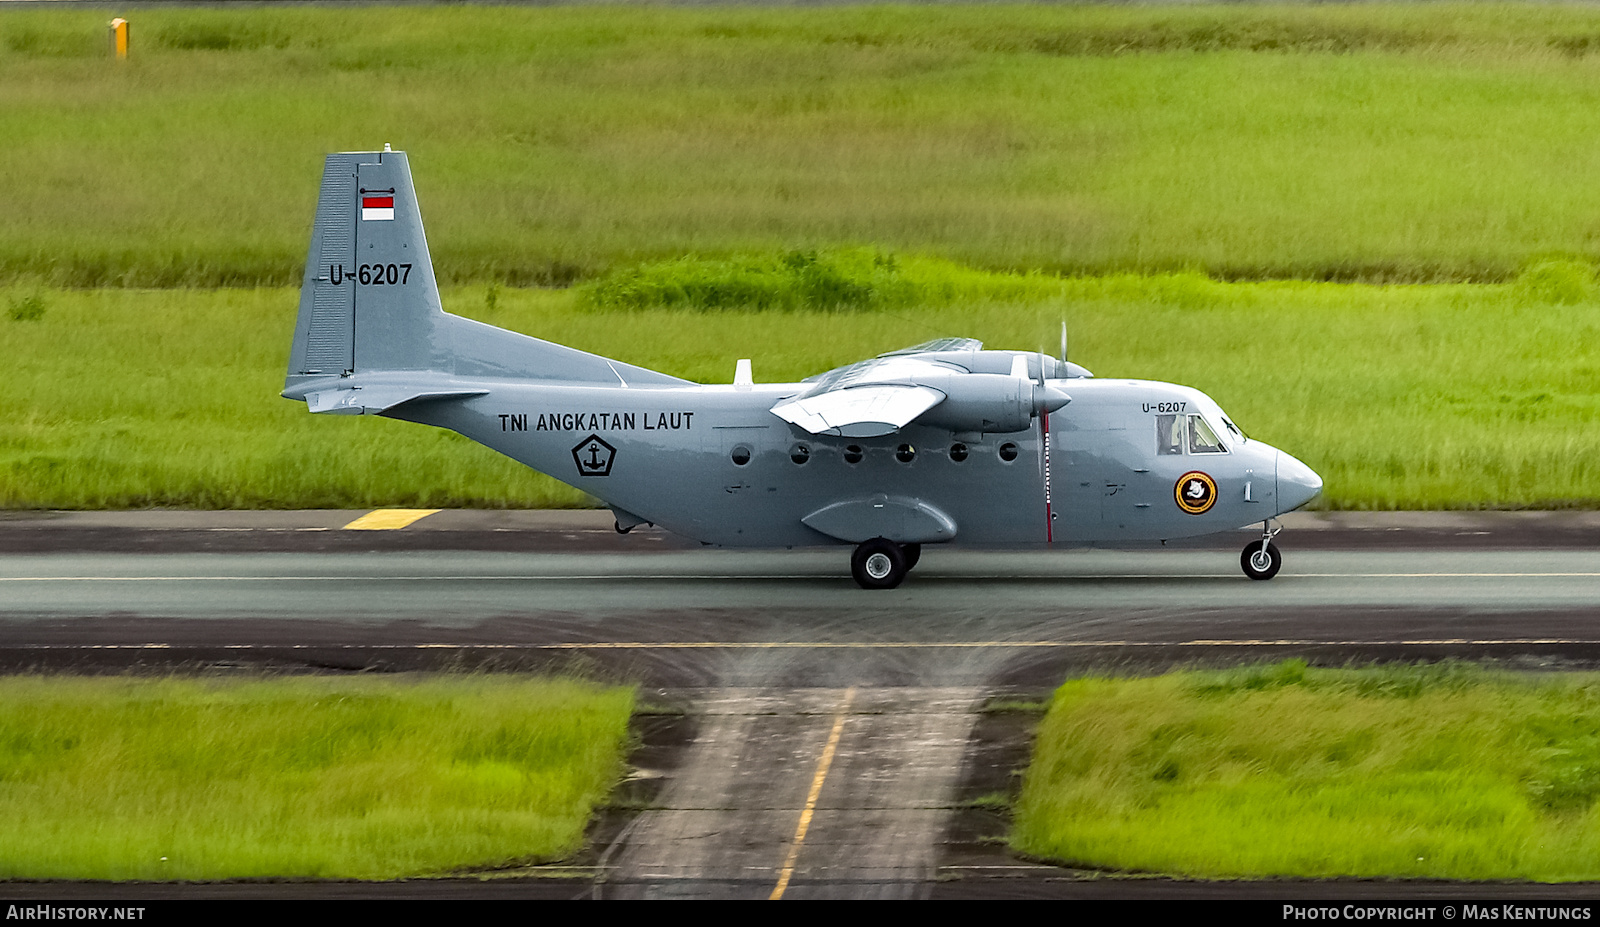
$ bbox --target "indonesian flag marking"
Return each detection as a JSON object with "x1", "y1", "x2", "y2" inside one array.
[{"x1": 361, "y1": 196, "x2": 394, "y2": 221}]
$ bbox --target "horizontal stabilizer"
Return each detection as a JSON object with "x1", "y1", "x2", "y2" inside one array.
[
  {"x1": 770, "y1": 384, "x2": 945, "y2": 438},
  {"x1": 305, "y1": 386, "x2": 488, "y2": 416}
]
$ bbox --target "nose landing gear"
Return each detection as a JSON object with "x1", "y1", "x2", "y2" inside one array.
[{"x1": 1241, "y1": 518, "x2": 1283, "y2": 580}]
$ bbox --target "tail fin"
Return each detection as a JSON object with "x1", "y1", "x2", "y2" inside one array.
[
  {"x1": 284, "y1": 149, "x2": 686, "y2": 403},
  {"x1": 286, "y1": 149, "x2": 436, "y2": 385}
]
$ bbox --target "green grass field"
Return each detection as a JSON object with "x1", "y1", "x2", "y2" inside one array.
[
  {"x1": 1015, "y1": 662, "x2": 1600, "y2": 882},
  {"x1": 0, "y1": 674, "x2": 633, "y2": 880},
  {"x1": 4, "y1": 265, "x2": 1599, "y2": 510},
  {"x1": 8, "y1": 4, "x2": 1600, "y2": 284},
  {"x1": 3, "y1": 4, "x2": 1600, "y2": 509}
]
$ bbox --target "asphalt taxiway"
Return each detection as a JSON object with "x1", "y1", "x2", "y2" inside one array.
[{"x1": 1, "y1": 509, "x2": 1597, "y2": 899}]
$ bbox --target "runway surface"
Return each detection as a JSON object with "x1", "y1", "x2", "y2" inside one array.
[
  {"x1": 4, "y1": 545, "x2": 1599, "y2": 685},
  {"x1": 4, "y1": 548, "x2": 1600, "y2": 619},
  {"x1": 2, "y1": 511, "x2": 1598, "y2": 899}
]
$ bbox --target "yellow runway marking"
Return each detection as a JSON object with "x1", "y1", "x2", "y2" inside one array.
[
  {"x1": 341, "y1": 509, "x2": 441, "y2": 530},
  {"x1": 771, "y1": 687, "x2": 855, "y2": 900}
]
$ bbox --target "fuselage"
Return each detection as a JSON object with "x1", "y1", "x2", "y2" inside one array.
[
  {"x1": 284, "y1": 150, "x2": 1321, "y2": 567},
  {"x1": 389, "y1": 370, "x2": 1322, "y2": 549}
]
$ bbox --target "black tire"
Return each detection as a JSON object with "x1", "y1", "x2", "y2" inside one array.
[
  {"x1": 1241, "y1": 541, "x2": 1282, "y2": 581},
  {"x1": 900, "y1": 543, "x2": 922, "y2": 571},
  {"x1": 852, "y1": 538, "x2": 908, "y2": 590}
]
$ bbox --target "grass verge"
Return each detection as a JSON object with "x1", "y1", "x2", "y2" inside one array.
[
  {"x1": 1015, "y1": 661, "x2": 1600, "y2": 881},
  {"x1": 0, "y1": 674, "x2": 634, "y2": 880},
  {"x1": 12, "y1": 5, "x2": 1600, "y2": 283},
  {"x1": 3, "y1": 265, "x2": 1599, "y2": 510}
]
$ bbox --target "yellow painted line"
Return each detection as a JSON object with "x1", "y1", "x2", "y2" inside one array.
[
  {"x1": 520, "y1": 639, "x2": 1600, "y2": 650},
  {"x1": 771, "y1": 687, "x2": 855, "y2": 901},
  {"x1": 341, "y1": 509, "x2": 441, "y2": 531},
  {"x1": 19, "y1": 639, "x2": 1600, "y2": 651}
]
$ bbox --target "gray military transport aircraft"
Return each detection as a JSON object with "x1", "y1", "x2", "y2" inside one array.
[{"x1": 284, "y1": 149, "x2": 1323, "y2": 589}]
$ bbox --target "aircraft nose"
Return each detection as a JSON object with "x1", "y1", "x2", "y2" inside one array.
[{"x1": 1276, "y1": 450, "x2": 1323, "y2": 513}]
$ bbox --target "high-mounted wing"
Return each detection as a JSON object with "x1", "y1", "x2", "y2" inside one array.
[
  {"x1": 773, "y1": 354, "x2": 967, "y2": 438},
  {"x1": 771, "y1": 384, "x2": 945, "y2": 438},
  {"x1": 875, "y1": 338, "x2": 983, "y2": 357},
  {"x1": 772, "y1": 346, "x2": 1071, "y2": 437}
]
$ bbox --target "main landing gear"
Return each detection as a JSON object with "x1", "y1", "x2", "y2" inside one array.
[
  {"x1": 1241, "y1": 518, "x2": 1283, "y2": 581},
  {"x1": 851, "y1": 538, "x2": 921, "y2": 590}
]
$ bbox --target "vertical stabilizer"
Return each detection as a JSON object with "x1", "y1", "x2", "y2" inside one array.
[
  {"x1": 284, "y1": 150, "x2": 689, "y2": 401},
  {"x1": 285, "y1": 149, "x2": 444, "y2": 391}
]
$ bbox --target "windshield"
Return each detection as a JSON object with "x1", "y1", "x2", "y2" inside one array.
[
  {"x1": 1156, "y1": 412, "x2": 1229, "y2": 455},
  {"x1": 1189, "y1": 415, "x2": 1226, "y2": 454}
]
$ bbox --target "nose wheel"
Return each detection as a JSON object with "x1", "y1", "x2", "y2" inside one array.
[
  {"x1": 1241, "y1": 519, "x2": 1283, "y2": 580},
  {"x1": 852, "y1": 538, "x2": 910, "y2": 590}
]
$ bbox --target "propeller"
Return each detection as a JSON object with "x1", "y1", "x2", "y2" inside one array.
[
  {"x1": 1015, "y1": 352, "x2": 1070, "y2": 414},
  {"x1": 1055, "y1": 318, "x2": 1094, "y2": 379},
  {"x1": 1038, "y1": 346, "x2": 1055, "y2": 545}
]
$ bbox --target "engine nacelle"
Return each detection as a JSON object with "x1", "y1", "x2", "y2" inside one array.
[{"x1": 916, "y1": 373, "x2": 1070, "y2": 434}]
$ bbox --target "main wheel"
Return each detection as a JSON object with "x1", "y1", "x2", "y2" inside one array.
[
  {"x1": 900, "y1": 543, "x2": 922, "y2": 571},
  {"x1": 1241, "y1": 541, "x2": 1282, "y2": 581},
  {"x1": 852, "y1": 538, "x2": 908, "y2": 590}
]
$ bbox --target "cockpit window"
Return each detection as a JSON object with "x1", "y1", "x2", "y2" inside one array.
[
  {"x1": 1188, "y1": 415, "x2": 1227, "y2": 454},
  {"x1": 1156, "y1": 414, "x2": 1184, "y2": 455}
]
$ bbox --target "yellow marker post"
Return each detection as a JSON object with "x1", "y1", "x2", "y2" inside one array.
[
  {"x1": 342, "y1": 509, "x2": 441, "y2": 531},
  {"x1": 108, "y1": 19, "x2": 129, "y2": 60}
]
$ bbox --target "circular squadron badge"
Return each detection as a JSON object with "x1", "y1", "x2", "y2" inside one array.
[{"x1": 1174, "y1": 471, "x2": 1218, "y2": 515}]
